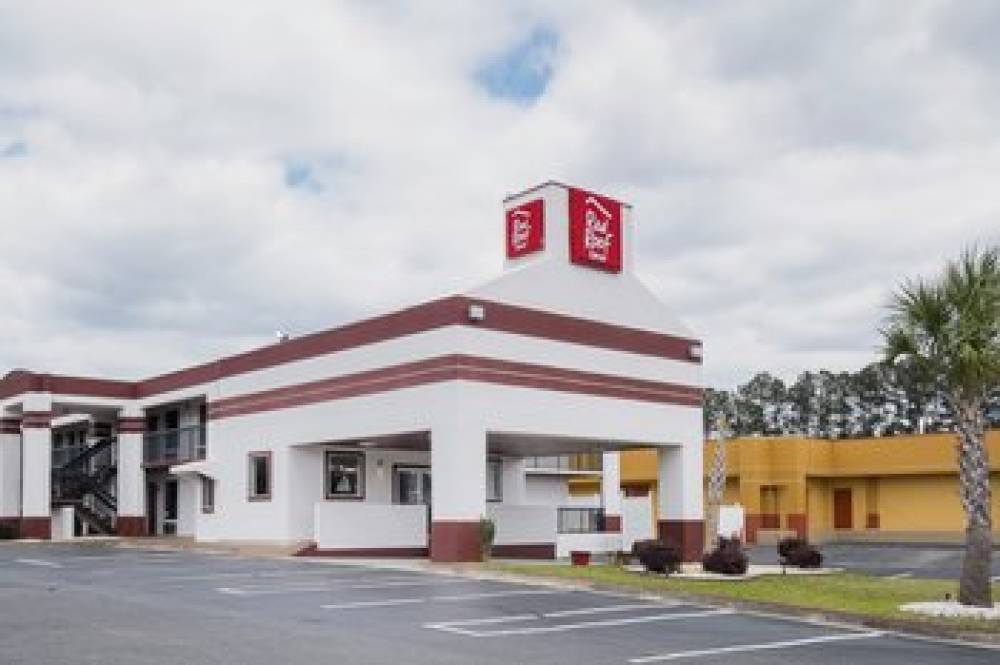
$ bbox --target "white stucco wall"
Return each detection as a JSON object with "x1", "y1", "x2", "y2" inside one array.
[
  {"x1": 486, "y1": 504, "x2": 556, "y2": 545},
  {"x1": 556, "y1": 532, "x2": 622, "y2": 558},
  {"x1": 0, "y1": 429, "x2": 20, "y2": 520},
  {"x1": 525, "y1": 475, "x2": 571, "y2": 506},
  {"x1": 315, "y1": 503, "x2": 427, "y2": 549}
]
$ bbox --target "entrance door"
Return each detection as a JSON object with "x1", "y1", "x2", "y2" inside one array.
[
  {"x1": 396, "y1": 467, "x2": 431, "y2": 506},
  {"x1": 164, "y1": 479, "x2": 179, "y2": 535},
  {"x1": 396, "y1": 466, "x2": 431, "y2": 535},
  {"x1": 833, "y1": 488, "x2": 853, "y2": 530},
  {"x1": 146, "y1": 482, "x2": 158, "y2": 535}
]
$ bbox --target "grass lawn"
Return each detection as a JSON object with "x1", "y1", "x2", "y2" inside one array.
[{"x1": 487, "y1": 563, "x2": 1000, "y2": 635}]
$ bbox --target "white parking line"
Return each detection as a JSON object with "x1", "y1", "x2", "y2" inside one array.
[
  {"x1": 321, "y1": 588, "x2": 562, "y2": 610},
  {"x1": 628, "y1": 631, "x2": 884, "y2": 662},
  {"x1": 164, "y1": 569, "x2": 391, "y2": 582},
  {"x1": 15, "y1": 558, "x2": 62, "y2": 568},
  {"x1": 218, "y1": 577, "x2": 467, "y2": 596},
  {"x1": 427, "y1": 607, "x2": 731, "y2": 637},
  {"x1": 322, "y1": 598, "x2": 427, "y2": 609},
  {"x1": 887, "y1": 572, "x2": 913, "y2": 579}
]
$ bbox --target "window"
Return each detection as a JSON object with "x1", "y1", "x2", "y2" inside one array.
[
  {"x1": 248, "y1": 452, "x2": 272, "y2": 501},
  {"x1": 201, "y1": 476, "x2": 215, "y2": 514},
  {"x1": 326, "y1": 452, "x2": 364, "y2": 499},
  {"x1": 487, "y1": 458, "x2": 503, "y2": 502}
]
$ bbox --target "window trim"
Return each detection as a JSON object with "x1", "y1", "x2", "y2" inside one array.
[
  {"x1": 201, "y1": 475, "x2": 215, "y2": 514},
  {"x1": 487, "y1": 457, "x2": 503, "y2": 503},
  {"x1": 247, "y1": 451, "x2": 272, "y2": 502},
  {"x1": 324, "y1": 451, "x2": 366, "y2": 501}
]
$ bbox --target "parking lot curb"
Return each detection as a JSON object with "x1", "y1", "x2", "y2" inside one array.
[{"x1": 457, "y1": 567, "x2": 1000, "y2": 649}]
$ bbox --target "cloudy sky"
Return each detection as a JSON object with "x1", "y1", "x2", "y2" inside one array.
[{"x1": 1, "y1": 1, "x2": 998, "y2": 389}]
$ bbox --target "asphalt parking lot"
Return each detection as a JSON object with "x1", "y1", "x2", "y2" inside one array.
[
  {"x1": 748, "y1": 542, "x2": 1000, "y2": 579},
  {"x1": 0, "y1": 543, "x2": 997, "y2": 665}
]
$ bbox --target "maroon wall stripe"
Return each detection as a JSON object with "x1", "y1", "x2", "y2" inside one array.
[
  {"x1": 0, "y1": 417, "x2": 21, "y2": 435},
  {"x1": 468, "y1": 298, "x2": 698, "y2": 366},
  {"x1": 137, "y1": 297, "x2": 465, "y2": 397},
  {"x1": 1, "y1": 296, "x2": 701, "y2": 402},
  {"x1": 0, "y1": 371, "x2": 135, "y2": 400},
  {"x1": 21, "y1": 411, "x2": 53, "y2": 429},
  {"x1": 117, "y1": 417, "x2": 146, "y2": 434},
  {"x1": 208, "y1": 354, "x2": 701, "y2": 421}
]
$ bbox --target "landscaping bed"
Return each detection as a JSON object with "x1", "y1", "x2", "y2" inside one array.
[{"x1": 486, "y1": 562, "x2": 1000, "y2": 640}]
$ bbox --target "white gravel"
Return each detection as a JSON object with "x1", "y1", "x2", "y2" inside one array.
[{"x1": 899, "y1": 601, "x2": 1000, "y2": 620}]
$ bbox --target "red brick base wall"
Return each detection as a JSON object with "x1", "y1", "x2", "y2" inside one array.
[
  {"x1": 430, "y1": 521, "x2": 482, "y2": 562},
  {"x1": 115, "y1": 516, "x2": 148, "y2": 537},
  {"x1": 0, "y1": 517, "x2": 20, "y2": 537},
  {"x1": 491, "y1": 543, "x2": 556, "y2": 559},
  {"x1": 19, "y1": 517, "x2": 51, "y2": 540},
  {"x1": 657, "y1": 519, "x2": 705, "y2": 562},
  {"x1": 744, "y1": 514, "x2": 763, "y2": 544},
  {"x1": 786, "y1": 513, "x2": 808, "y2": 539},
  {"x1": 603, "y1": 514, "x2": 622, "y2": 533},
  {"x1": 295, "y1": 544, "x2": 429, "y2": 557}
]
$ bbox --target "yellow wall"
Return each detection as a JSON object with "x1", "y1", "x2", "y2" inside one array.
[{"x1": 617, "y1": 430, "x2": 1000, "y2": 542}]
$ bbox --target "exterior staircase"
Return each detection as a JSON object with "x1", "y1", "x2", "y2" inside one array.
[{"x1": 51, "y1": 437, "x2": 118, "y2": 536}]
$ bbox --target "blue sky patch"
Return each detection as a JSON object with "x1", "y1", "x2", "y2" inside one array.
[
  {"x1": 476, "y1": 25, "x2": 558, "y2": 104},
  {"x1": 1, "y1": 140, "x2": 27, "y2": 158},
  {"x1": 283, "y1": 161, "x2": 324, "y2": 193}
]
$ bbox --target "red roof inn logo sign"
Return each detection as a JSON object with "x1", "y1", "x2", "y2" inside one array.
[
  {"x1": 569, "y1": 187, "x2": 622, "y2": 272},
  {"x1": 505, "y1": 198, "x2": 544, "y2": 258}
]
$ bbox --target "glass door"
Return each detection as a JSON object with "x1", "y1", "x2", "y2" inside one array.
[
  {"x1": 396, "y1": 467, "x2": 431, "y2": 506},
  {"x1": 395, "y1": 466, "x2": 432, "y2": 534}
]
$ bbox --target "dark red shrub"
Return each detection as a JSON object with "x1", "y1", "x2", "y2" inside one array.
[
  {"x1": 702, "y1": 537, "x2": 749, "y2": 575},
  {"x1": 636, "y1": 540, "x2": 681, "y2": 574},
  {"x1": 777, "y1": 537, "x2": 823, "y2": 568}
]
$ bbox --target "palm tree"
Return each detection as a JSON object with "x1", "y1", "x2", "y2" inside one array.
[{"x1": 882, "y1": 246, "x2": 1000, "y2": 606}]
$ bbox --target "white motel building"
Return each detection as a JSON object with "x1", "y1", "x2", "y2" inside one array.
[{"x1": 0, "y1": 182, "x2": 705, "y2": 562}]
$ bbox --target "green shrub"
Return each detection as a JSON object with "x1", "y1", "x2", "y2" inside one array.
[{"x1": 479, "y1": 517, "x2": 496, "y2": 559}]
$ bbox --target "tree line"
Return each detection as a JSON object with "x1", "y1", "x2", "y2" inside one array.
[{"x1": 704, "y1": 363, "x2": 1000, "y2": 439}]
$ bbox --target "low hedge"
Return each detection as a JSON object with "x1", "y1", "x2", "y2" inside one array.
[
  {"x1": 702, "y1": 537, "x2": 749, "y2": 575},
  {"x1": 633, "y1": 539, "x2": 681, "y2": 575},
  {"x1": 777, "y1": 537, "x2": 823, "y2": 568}
]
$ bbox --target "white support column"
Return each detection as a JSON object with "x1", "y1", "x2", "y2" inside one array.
[
  {"x1": 501, "y1": 457, "x2": 528, "y2": 505},
  {"x1": 601, "y1": 451, "x2": 623, "y2": 532},
  {"x1": 116, "y1": 406, "x2": 147, "y2": 536},
  {"x1": 20, "y1": 393, "x2": 53, "y2": 539},
  {"x1": 430, "y1": 413, "x2": 486, "y2": 562},
  {"x1": 657, "y1": 442, "x2": 705, "y2": 562},
  {"x1": 0, "y1": 410, "x2": 22, "y2": 534}
]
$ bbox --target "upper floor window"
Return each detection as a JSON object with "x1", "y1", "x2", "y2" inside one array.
[{"x1": 248, "y1": 452, "x2": 272, "y2": 501}]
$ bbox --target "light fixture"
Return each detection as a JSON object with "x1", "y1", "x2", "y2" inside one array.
[{"x1": 467, "y1": 303, "x2": 486, "y2": 322}]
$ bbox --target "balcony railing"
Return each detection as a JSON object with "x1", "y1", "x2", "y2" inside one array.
[
  {"x1": 143, "y1": 425, "x2": 206, "y2": 466},
  {"x1": 557, "y1": 507, "x2": 605, "y2": 534},
  {"x1": 525, "y1": 453, "x2": 602, "y2": 473}
]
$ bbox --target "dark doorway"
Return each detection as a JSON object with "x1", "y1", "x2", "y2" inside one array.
[
  {"x1": 146, "y1": 482, "x2": 158, "y2": 535},
  {"x1": 164, "y1": 479, "x2": 178, "y2": 535},
  {"x1": 833, "y1": 488, "x2": 853, "y2": 530}
]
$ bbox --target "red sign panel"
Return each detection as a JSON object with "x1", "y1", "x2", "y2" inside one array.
[
  {"x1": 505, "y1": 198, "x2": 545, "y2": 259},
  {"x1": 568, "y1": 187, "x2": 622, "y2": 272}
]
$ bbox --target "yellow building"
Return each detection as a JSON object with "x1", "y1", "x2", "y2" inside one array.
[{"x1": 571, "y1": 431, "x2": 1000, "y2": 544}]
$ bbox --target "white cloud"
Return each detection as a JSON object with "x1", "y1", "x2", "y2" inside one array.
[{"x1": 0, "y1": 0, "x2": 998, "y2": 389}]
